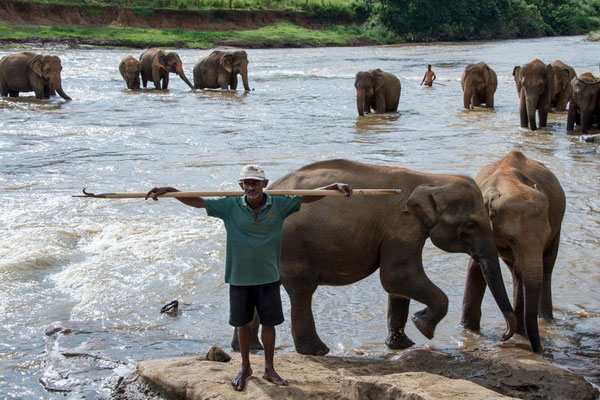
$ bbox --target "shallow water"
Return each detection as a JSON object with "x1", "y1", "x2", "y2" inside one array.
[{"x1": 1, "y1": 36, "x2": 599, "y2": 398}]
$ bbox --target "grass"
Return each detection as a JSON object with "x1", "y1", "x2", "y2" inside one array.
[{"x1": 0, "y1": 23, "x2": 393, "y2": 48}]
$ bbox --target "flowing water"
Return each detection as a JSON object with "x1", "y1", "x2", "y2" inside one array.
[{"x1": 1, "y1": 36, "x2": 599, "y2": 398}]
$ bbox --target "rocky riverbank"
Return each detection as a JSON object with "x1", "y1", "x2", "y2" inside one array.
[{"x1": 117, "y1": 346, "x2": 599, "y2": 399}]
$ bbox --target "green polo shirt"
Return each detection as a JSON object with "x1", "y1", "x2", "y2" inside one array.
[{"x1": 204, "y1": 194, "x2": 302, "y2": 286}]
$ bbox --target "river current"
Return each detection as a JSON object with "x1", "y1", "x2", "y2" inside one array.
[{"x1": 1, "y1": 36, "x2": 599, "y2": 398}]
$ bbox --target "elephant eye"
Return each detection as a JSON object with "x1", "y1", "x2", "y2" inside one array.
[
  {"x1": 463, "y1": 221, "x2": 477, "y2": 229},
  {"x1": 506, "y1": 236, "x2": 518, "y2": 247}
]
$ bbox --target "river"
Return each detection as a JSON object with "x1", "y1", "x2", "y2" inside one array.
[{"x1": 1, "y1": 36, "x2": 599, "y2": 398}]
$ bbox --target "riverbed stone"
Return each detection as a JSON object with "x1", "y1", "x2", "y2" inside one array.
[{"x1": 136, "y1": 347, "x2": 598, "y2": 400}]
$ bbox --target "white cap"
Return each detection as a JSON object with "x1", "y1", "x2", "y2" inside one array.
[{"x1": 239, "y1": 165, "x2": 266, "y2": 181}]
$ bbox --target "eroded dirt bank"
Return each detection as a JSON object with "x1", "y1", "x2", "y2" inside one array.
[{"x1": 0, "y1": 0, "x2": 353, "y2": 31}]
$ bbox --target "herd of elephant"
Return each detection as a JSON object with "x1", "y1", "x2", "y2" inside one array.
[
  {"x1": 360, "y1": 60, "x2": 600, "y2": 133},
  {"x1": 1, "y1": 49, "x2": 598, "y2": 134},
  {"x1": 0, "y1": 47, "x2": 582, "y2": 357}
]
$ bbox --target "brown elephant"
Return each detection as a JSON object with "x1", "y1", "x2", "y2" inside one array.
[
  {"x1": 461, "y1": 62, "x2": 497, "y2": 109},
  {"x1": 193, "y1": 50, "x2": 250, "y2": 91},
  {"x1": 567, "y1": 72, "x2": 600, "y2": 133},
  {"x1": 139, "y1": 48, "x2": 193, "y2": 90},
  {"x1": 254, "y1": 159, "x2": 516, "y2": 356},
  {"x1": 355, "y1": 69, "x2": 401, "y2": 116},
  {"x1": 550, "y1": 60, "x2": 576, "y2": 111},
  {"x1": 119, "y1": 55, "x2": 141, "y2": 90},
  {"x1": 0, "y1": 52, "x2": 71, "y2": 100},
  {"x1": 512, "y1": 59, "x2": 554, "y2": 130},
  {"x1": 462, "y1": 151, "x2": 565, "y2": 353}
]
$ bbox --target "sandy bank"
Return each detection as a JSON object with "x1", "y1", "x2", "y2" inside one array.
[{"x1": 121, "y1": 347, "x2": 598, "y2": 399}]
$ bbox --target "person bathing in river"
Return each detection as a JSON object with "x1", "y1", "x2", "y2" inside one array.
[
  {"x1": 420, "y1": 64, "x2": 436, "y2": 86},
  {"x1": 146, "y1": 165, "x2": 352, "y2": 391}
]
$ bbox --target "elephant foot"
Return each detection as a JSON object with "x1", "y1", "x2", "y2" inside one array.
[
  {"x1": 295, "y1": 339, "x2": 330, "y2": 356},
  {"x1": 461, "y1": 318, "x2": 481, "y2": 331},
  {"x1": 385, "y1": 331, "x2": 415, "y2": 350},
  {"x1": 412, "y1": 309, "x2": 436, "y2": 340}
]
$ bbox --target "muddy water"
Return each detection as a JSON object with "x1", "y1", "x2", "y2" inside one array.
[{"x1": 1, "y1": 36, "x2": 599, "y2": 398}]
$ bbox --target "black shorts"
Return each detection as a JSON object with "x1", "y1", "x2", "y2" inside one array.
[{"x1": 229, "y1": 281, "x2": 284, "y2": 327}]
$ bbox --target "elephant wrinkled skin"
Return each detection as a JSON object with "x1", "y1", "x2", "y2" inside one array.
[
  {"x1": 567, "y1": 72, "x2": 600, "y2": 133},
  {"x1": 550, "y1": 60, "x2": 576, "y2": 111},
  {"x1": 462, "y1": 151, "x2": 565, "y2": 353},
  {"x1": 266, "y1": 159, "x2": 516, "y2": 356},
  {"x1": 513, "y1": 59, "x2": 554, "y2": 130},
  {"x1": 461, "y1": 62, "x2": 497, "y2": 109},
  {"x1": 355, "y1": 69, "x2": 401, "y2": 116},
  {"x1": 119, "y1": 55, "x2": 141, "y2": 90},
  {"x1": 139, "y1": 48, "x2": 193, "y2": 90},
  {"x1": 193, "y1": 50, "x2": 250, "y2": 91},
  {"x1": 0, "y1": 51, "x2": 71, "y2": 100}
]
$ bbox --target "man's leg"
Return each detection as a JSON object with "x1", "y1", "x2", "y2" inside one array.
[
  {"x1": 231, "y1": 323, "x2": 253, "y2": 391},
  {"x1": 261, "y1": 325, "x2": 288, "y2": 386}
]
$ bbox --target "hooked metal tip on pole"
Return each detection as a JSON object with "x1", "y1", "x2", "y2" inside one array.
[{"x1": 72, "y1": 188, "x2": 118, "y2": 198}]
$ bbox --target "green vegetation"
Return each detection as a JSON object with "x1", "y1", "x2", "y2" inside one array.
[
  {"x1": 373, "y1": 0, "x2": 600, "y2": 41},
  {"x1": 0, "y1": 23, "x2": 392, "y2": 48}
]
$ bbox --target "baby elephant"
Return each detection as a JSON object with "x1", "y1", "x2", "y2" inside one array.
[
  {"x1": 119, "y1": 55, "x2": 141, "y2": 90},
  {"x1": 567, "y1": 72, "x2": 600, "y2": 133},
  {"x1": 461, "y1": 62, "x2": 497, "y2": 109},
  {"x1": 354, "y1": 69, "x2": 401, "y2": 116},
  {"x1": 462, "y1": 150, "x2": 565, "y2": 353}
]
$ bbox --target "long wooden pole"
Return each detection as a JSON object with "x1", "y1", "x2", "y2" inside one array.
[{"x1": 73, "y1": 188, "x2": 401, "y2": 199}]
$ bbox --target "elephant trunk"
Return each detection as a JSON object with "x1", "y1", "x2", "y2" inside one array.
[
  {"x1": 526, "y1": 95, "x2": 538, "y2": 130},
  {"x1": 463, "y1": 88, "x2": 472, "y2": 109},
  {"x1": 581, "y1": 108, "x2": 592, "y2": 133},
  {"x1": 356, "y1": 89, "x2": 366, "y2": 116},
  {"x1": 240, "y1": 62, "x2": 250, "y2": 91},
  {"x1": 176, "y1": 64, "x2": 194, "y2": 90},
  {"x1": 51, "y1": 75, "x2": 71, "y2": 101},
  {"x1": 516, "y1": 256, "x2": 544, "y2": 353}
]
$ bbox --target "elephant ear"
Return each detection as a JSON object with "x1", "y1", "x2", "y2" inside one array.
[
  {"x1": 403, "y1": 184, "x2": 442, "y2": 229},
  {"x1": 219, "y1": 54, "x2": 233, "y2": 74},
  {"x1": 483, "y1": 66, "x2": 490, "y2": 87},
  {"x1": 546, "y1": 63, "x2": 554, "y2": 88},
  {"x1": 155, "y1": 52, "x2": 167, "y2": 71},
  {"x1": 28, "y1": 55, "x2": 44, "y2": 77},
  {"x1": 374, "y1": 72, "x2": 385, "y2": 91},
  {"x1": 482, "y1": 187, "x2": 501, "y2": 220},
  {"x1": 512, "y1": 66, "x2": 522, "y2": 94}
]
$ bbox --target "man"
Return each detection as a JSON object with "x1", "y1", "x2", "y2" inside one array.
[
  {"x1": 420, "y1": 64, "x2": 436, "y2": 86},
  {"x1": 146, "y1": 165, "x2": 352, "y2": 391}
]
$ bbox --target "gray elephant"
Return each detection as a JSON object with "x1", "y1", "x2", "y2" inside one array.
[
  {"x1": 355, "y1": 69, "x2": 401, "y2": 116},
  {"x1": 567, "y1": 72, "x2": 600, "y2": 133},
  {"x1": 462, "y1": 151, "x2": 565, "y2": 353},
  {"x1": 256, "y1": 159, "x2": 516, "y2": 356},
  {"x1": 0, "y1": 52, "x2": 71, "y2": 100},
  {"x1": 193, "y1": 50, "x2": 250, "y2": 91},
  {"x1": 139, "y1": 48, "x2": 193, "y2": 90},
  {"x1": 512, "y1": 59, "x2": 554, "y2": 130},
  {"x1": 119, "y1": 55, "x2": 141, "y2": 90},
  {"x1": 550, "y1": 60, "x2": 576, "y2": 111},
  {"x1": 461, "y1": 62, "x2": 497, "y2": 109}
]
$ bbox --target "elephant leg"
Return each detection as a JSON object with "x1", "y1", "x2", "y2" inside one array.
[
  {"x1": 44, "y1": 85, "x2": 51, "y2": 99},
  {"x1": 380, "y1": 247, "x2": 448, "y2": 340},
  {"x1": 461, "y1": 258, "x2": 487, "y2": 331},
  {"x1": 230, "y1": 74, "x2": 238, "y2": 90},
  {"x1": 519, "y1": 94, "x2": 528, "y2": 128},
  {"x1": 134, "y1": 76, "x2": 140, "y2": 90},
  {"x1": 231, "y1": 311, "x2": 263, "y2": 351},
  {"x1": 385, "y1": 295, "x2": 414, "y2": 349},
  {"x1": 375, "y1": 90, "x2": 386, "y2": 113},
  {"x1": 8, "y1": 90, "x2": 19, "y2": 97},
  {"x1": 285, "y1": 282, "x2": 329, "y2": 356},
  {"x1": 162, "y1": 74, "x2": 169, "y2": 90},
  {"x1": 538, "y1": 108, "x2": 549, "y2": 128},
  {"x1": 218, "y1": 74, "x2": 229, "y2": 90},
  {"x1": 567, "y1": 104, "x2": 577, "y2": 131},
  {"x1": 485, "y1": 90, "x2": 494, "y2": 108},
  {"x1": 539, "y1": 231, "x2": 560, "y2": 321},
  {"x1": 142, "y1": 75, "x2": 148, "y2": 88},
  {"x1": 0, "y1": 78, "x2": 7, "y2": 96}
]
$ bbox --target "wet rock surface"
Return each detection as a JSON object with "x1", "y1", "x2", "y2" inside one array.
[{"x1": 133, "y1": 347, "x2": 598, "y2": 400}]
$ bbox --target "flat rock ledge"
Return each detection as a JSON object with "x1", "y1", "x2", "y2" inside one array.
[{"x1": 136, "y1": 348, "x2": 598, "y2": 400}]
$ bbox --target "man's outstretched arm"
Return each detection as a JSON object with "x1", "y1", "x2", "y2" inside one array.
[
  {"x1": 145, "y1": 187, "x2": 205, "y2": 208},
  {"x1": 301, "y1": 183, "x2": 352, "y2": 204}
]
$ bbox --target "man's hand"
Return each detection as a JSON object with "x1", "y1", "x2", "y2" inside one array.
[
  {"x1": 145, "y1": 187, "x2": 179, "y2": 201},
  {"x1": 323, "y1": 182, "x2": 353, "y2": 197}
]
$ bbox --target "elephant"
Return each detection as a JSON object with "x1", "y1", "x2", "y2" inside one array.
[
  {"x1": 0, "y1": 51, "x2": 71, "y2": 100},
  {"x1": 119, "y1": 55, "x2": 141, "y2": 90},
  {"x1": 355, "y1": 69, "x2": 401, "y2": 116},
  {"x1": 462, "y1": 151, "x2": 565, "y2": 353},
  {"x1": 567, "y1": 72, "x2": 600, "y2": 133},
  {"x1": 245, "y1": 159, "x2": 516, "y2": 356},
  {"x1": 193, "y1": 50, "x2": 250, "y2": 91},
  {"x1": 512, "y1": 59, "x2": 554, "y2": 130},
  {"x1": 550, "y1": 60, "x2": 576, "y2": 111},
  {"x1": 139, "y1": 48, "x2": 193, "y2": 90},
  {"x1": 461, "y1": 62, "x2": 497, "y2": 109}
]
